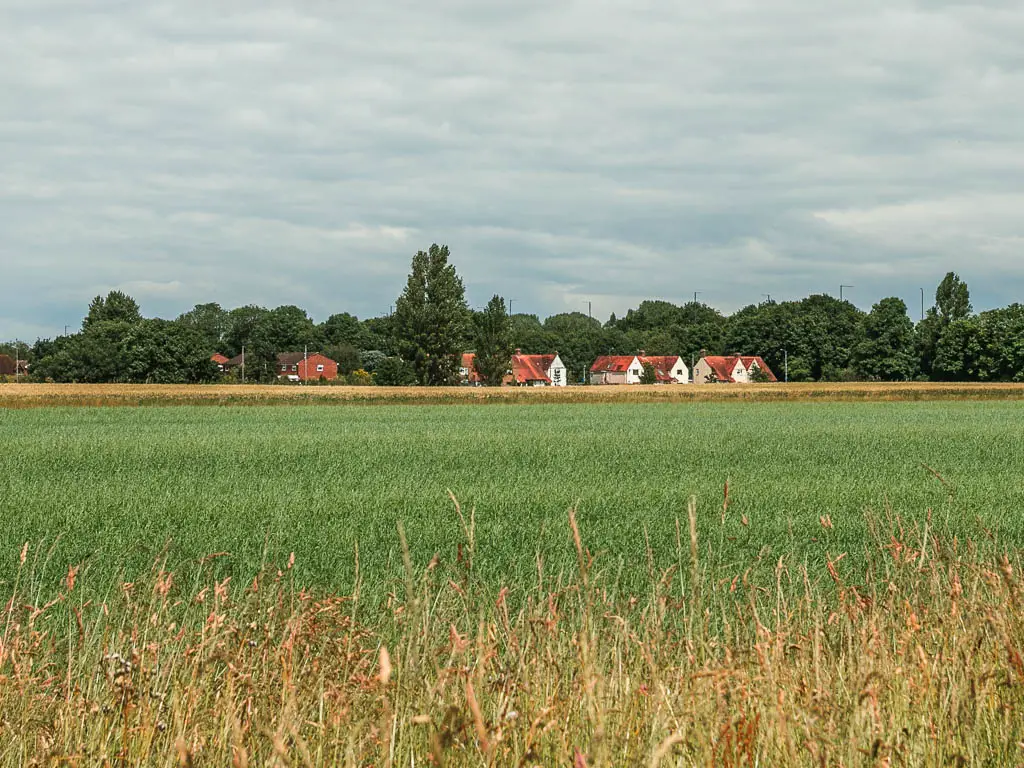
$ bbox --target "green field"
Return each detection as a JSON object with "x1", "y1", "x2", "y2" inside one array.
[{"x1": 2, "y1": 401, "x2": 1023, "y2": 596}]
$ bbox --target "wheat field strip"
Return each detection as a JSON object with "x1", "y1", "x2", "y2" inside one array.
[{"x1": 2, "y1": 381, "x2": 1024, "y2": 408}]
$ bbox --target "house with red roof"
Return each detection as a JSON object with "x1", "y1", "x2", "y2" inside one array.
[
  {"x1": 276, "y1": 352, "x2": 339, "y2": 382},
  {"x1": 460, "y1": 353, "x2": 482, "y2": 385},
  {"x1": 692, "y1": 355, "x2": 777, "y2": 384},
  {"x1": 590, "y1": 353, "x2": 689, "y2": 385},
  {"x1": 461, "y1": 350, "x2": 567, "y2": 386},
  {"x1": 211, "y1": 353, "x2": 230, "y2": 372},
  {"x1": 512, "y1": 351, "x2": 567, "y2": 386}
]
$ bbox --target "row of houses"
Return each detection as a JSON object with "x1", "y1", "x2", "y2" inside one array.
[
  {"x1": 461, "y1": 351, "x2": 777, "y2": 386},
  {"x1": 210, "y1": 349, "x2": 778, "y2": 385}
]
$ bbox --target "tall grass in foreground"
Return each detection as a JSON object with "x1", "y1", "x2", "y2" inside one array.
[{"x1": 3, "y1": 499, "x2": 1023, "y2": 766}]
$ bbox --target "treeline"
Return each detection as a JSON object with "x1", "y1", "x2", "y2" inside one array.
[{"x1": 4, "y1": 245, "x2": 1023, "y2": 385}]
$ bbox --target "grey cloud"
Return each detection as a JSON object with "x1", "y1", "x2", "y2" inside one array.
[{"x1": 2, "y1": 0, "x2": 1023, "y2": 339}]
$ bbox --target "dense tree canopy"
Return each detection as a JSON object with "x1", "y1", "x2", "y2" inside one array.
[{"x1": 13, "y1": 269, "x2": 1023, "y2": 386}]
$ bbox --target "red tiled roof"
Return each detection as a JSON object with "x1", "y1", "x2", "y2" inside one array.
[
  {"x1": 460, "y1": 353, "x2": 482, "y2": 383},
  {"x1": 700, "y1": 356, "x2": 743, "y2": 383},
  {"x1": 642, "y1": 356, "x2": 687, "y2": 381},
  {"x1": 741, "y1": 356, "x2": 778, "y2": 381},
  {"x1": 512, "y1": 354, "x2": 555, "y2": 383},
  {"x1": 591, "y1": 355, "x2": 682, "y2": 381},
  {"x1": 699, "y1": 355, "x2": 777, "y2": 383},
  {"x1": 590, "y1": 355, "x2": 638, "y2": 373},
  {"x1": 211, "y1": 353, "x2": 229, "y2": 365}
]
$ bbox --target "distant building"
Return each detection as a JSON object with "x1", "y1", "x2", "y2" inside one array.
[
  {"x1": 211, "y1": 353, "x2": 230, "y2": 372},
  {"x1": 693, "y1": 355, "x2": 776, "y2": 384},
  {"x1": 276, "y1": 352, "x2": 339, "y2": 382},
  {"x1": 590, "y1": 354, "x2": 689, "y2": 385},
  {"x1": 461, "y1": 350, "x2": 567, "y2": 386},
  {"x1": 0, "y1": 354, "x2": 15, "y2": 376},
  {"x1": 511, "y1": 351, "x2": 567, "y2": 387},
  {"x1": 460, "y1": 353, "x2": 482, "y2": 385}
]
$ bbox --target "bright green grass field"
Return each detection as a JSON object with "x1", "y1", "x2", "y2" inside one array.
[{"x1": 2, "y1": 402, "x2": 1022, "y2": 595}]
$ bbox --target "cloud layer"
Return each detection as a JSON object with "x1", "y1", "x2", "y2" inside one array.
[{"x1": 3, "y1": 0, "x2": 1023, "y2": 338}]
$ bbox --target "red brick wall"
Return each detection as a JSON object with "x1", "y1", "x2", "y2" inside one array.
[{"x1": 296, "y1": 355, "x2": 339, "y2": 381}]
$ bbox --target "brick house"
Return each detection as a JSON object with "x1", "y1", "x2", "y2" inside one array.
[{"x1": 276, "y1": 352, "x2": 339, "y2": 382}]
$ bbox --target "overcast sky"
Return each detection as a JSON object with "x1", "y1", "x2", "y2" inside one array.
[{"x1": 2, "y1": 0, "x2": 1023, "y2": 340}]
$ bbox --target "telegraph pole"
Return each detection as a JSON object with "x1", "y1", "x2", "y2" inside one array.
[
  {"x1": 840, "y1": 285, "x2": 854, "y2": 302},
  {"x1": 762, "y1": 293, "x2": 772, "y2": 304},
  {"x1": 241, "y1": 345, "x2": 246, "y2": 384},
  {"x1": 920, "y1": 287, "x2": 925, "y2": 322},
  {"x1": 693, "y1": 291, "x2": 702, "y2": 305},
  {"x1": 303, "y1": 345, "x2": 308, "y2": 386}
]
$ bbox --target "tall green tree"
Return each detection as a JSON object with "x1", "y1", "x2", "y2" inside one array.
[
  {"x1": 473, "y1": 295, "x2": 513, "y2": 386},
  {"x1": 321, "y1": 313, "x2": 370, "y2": 350},
  {"x1": 392, "y1": 244, "x2": 470, "y2": 386},
  {"x1": 223, "y1": 305, "x2": 269, "y2": 358},
  {"x1": 853, "y1": 298, "x2": 916, "y2": 380},
  {"x1": 918, "y1": 273, "x2": 973, "y2": 380},
  {"x1": 935, "y1": 272, "x2": 972, "y2": 323},
  {"x1": 510, "y1": 314, "x2": 553, "y2": 354},
  {"x1": 543, "y1": 312, "x2": 604, "y2": 384},
  {"x1": 82, "y1": 291, "x2": 141, "y2": 329},
  {"x1": 176, "y1": 303, "x2": 227, "y2": 351}
]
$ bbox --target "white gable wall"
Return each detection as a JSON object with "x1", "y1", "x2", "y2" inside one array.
[
  {"x1": 664, "y1": 356, "x2": 690, "y2": 384},
  {"x1": 622, "y1": 356, "x2": 643, "y2": 384},
  {"x1": 547, "y1": 355, "x2": 567, "y2": 386}
]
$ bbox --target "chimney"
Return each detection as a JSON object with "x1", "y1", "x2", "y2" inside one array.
[
  {"x1": 699, "y1": 349, "x2": 707, "y2": 358},
  {"x1": 514, "y1": 348, "x2": 522, "y2": 355},
  {"x1": 639, "y1": 349, "x2": 646, "y2": 357}
]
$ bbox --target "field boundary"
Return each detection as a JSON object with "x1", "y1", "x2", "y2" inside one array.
[{"x1": 3, "y1": 381, "x2": 1024, "y2": 408}]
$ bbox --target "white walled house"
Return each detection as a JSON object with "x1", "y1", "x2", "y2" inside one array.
[
  {"x1": 590, "y1": 355, "x2": 644, "y2": 385},
  {"x1": 642, "y1": 355, "x2": 690, "y2": 384},
  {"x1": 590, "y1": 354, "x2": 689, "y2": 384},
  {"x1": 511, "y1": 351, "x2": 567, "y2": 386},
  {"x1": 693, "y1": 355, "x2": 777, "y2": 384}
]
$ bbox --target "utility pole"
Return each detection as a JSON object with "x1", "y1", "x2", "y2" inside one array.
[
  {"x1": 303, "y1": 345, "x2": 308, "y2": 386},
  {"x1": 783, "y1": 349, "x2": 788, "y2": 383},
  {"x1": 920, "y1": 287, "x2": 925, "y2": 322},
  {"x1": 693, "y1": 291, "x2": 702, "y2": 305},
  {"x1": 14, "y1": 340, "x2": 22, "y2": 383},
  {"x1": 507, "y1": 298, "x2": 515, "y2": 316},
  {"x1": 762, "y1": 293, "x2": 772, "y2": 304},
  {"x1": 241, "y1": 345, "x2": 246, "y2": 384},
  {"x1": 840, "y1": 285, "x2": 854, "y2": 302}
]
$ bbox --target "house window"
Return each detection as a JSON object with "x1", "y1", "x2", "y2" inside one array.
[
  {"x1": 631, "y1": 368, "x2": 640, "y2": 375},
  {"x1": 281, "y1": 366, "x2": 287, "y2": 372},
  {"x1": 676, "y1": 369, "x2": 682, "y2": 375},
  {"x1": 316, "y1": 364, "x2": 324, "y2": 372},
  {"x1": 292, "y1": 365, "x2": 298, "y2": 372}
]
